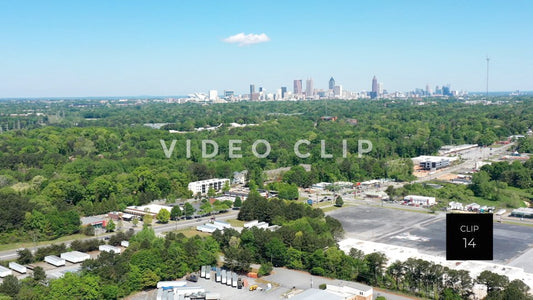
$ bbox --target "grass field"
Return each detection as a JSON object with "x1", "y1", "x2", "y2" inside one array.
[{"x1": 0, "y1": 233, "x2": 88, "y2": 252}]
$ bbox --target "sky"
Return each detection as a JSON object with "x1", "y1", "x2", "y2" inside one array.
[{"x1": 1, "y1": 1, "x2": 532, "y2": 97}]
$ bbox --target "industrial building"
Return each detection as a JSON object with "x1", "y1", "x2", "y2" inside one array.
[
  {"x1": 0, "y1": 265, "x2": 12, "y2": 277},
  {"x1": 9, "y1": 262, "x2": 27, "y2": 274},
  {"x1": 403, "y1": 195, "x2": 436, "y2": 206},
  {"x1": 45, "y1": 255, "x2": 66, "y2": 267},
  {"x1": 60, "y1": 251, "x2": 91, "y2": 263},
  {"x1": 99, "y1": 245, "x2": 122, "y2": 254},
  {"x1": 291, "y1": 283, "x2": 373, "y2": 300},
  {"x1": 188, "y1": 178, "x2": 230, "y2": 195}
]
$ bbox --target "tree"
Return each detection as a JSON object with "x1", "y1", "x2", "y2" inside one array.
[
  {"x1": 132, "y1": 217, "x2": 139, "y2": 227},
  {"x1": 385, "y1": 185, "x2": 395, "y2": 201},
  {"x1": 0, "y1": 275, "x2": 20, "y2": 297},
  {"x1": 335, "y1": 196, "x2": 344, "y2": 207},
  {"x1": 156, "y1": 208, "x2": 170, "y2": 223},
  {"x1": 33, "y1": 266, "x2": 46, "y2": 282},
  {"x1": 170, "y1": 206, "x2": 182, "y2": 220},
  {"x1": 184, "y1": 203, "x2": 195, "y2": 218},
  {"x1": 233, "y1": 196, "x2": 242, "y2": 209},
  {"x1": 106, "y1": 219, "x2": 116, "y2": 232},
  {"x1": 258, "y1": 262, "x2": 273, "y2": 277},
  {"x1": 222, "y1": 181, "x2": 230, "y2": 193},
  {"x1": 477, "y1": 270, "x2": 509, "y2": 293},
  {"x1": 199, "y1": 202, "x2": 213, "y2": 216},
  {"x1": 17, "y1": 248, "x2": 34, "y2": 264},
  {"x1": 143, "y1": 214, "x2": 153, "y2": 226},
  {"x1": 207, "y1": 187, "x2": 216, "y2": 197}
]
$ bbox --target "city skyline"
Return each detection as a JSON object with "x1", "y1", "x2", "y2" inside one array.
[{"x1": 1, "y1": 1, "x2": 532, "y2": 97}]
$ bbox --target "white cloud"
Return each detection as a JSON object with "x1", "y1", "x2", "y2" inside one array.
[{"x1": 223, "y1": 32, "x2": 270, "y2": 46}]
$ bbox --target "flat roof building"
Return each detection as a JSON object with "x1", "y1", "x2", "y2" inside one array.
[
  {"x1": 404, "y1": 195, "x2": 436, "y2": 206},
  {"x1": 188, "y1": 178, "x2": 230, "y2": 195},
  {"x1": 60, "y1": 251, "x2": 91, "y2": 263},
  {"x1": 124, "y1": 204, "x2": 173, "y2": 217}
]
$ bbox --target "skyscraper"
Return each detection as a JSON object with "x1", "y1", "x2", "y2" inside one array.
[
  {"x1": 250, "y1": 84, "x2": 255, "y2": 99},
  {"x1": 329, "y1": 77, "x2": 335, "y2": 90},
  {"x1": 293, "y1": 80, "x2": 302, "y2": 95},
  {"x1": 371, "y1": 76, "x2": 378, "y2": 99},
  {"x1": 281, "y1": 86, "x2": 287, "y2": 99},
  {"x1": 306, "y1": 78, "x2": 314, "y2": 98}
]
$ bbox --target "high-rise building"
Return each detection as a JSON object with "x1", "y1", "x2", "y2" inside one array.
[
  {"x1": 442, "y1": 85, "x2": 451, "y2": 96},
  {"x1": 333, "y1": 85, "x2": 343, "y2": 98},
  {"x1": 371, "y1": 76, "x2": 378, "y2": 99},
  {"x1": 250, "y1": 84, "x2": 255, "y2": 99},
  {"x1": 224, "y1": 90, "x2": 234, "y2": 99},
  {"x1": 281, "y1": 86, "x2": 287, "y2": 99},
  {"x1": 306, "y1": 78, "x2": 314, "y2": 97},
  {"x1": 425, "y1": 84, "x2": 431, "y2": 96},
  {"x1": 329, "y1": 77, "x2": 335, "y2": 90},
  {"x1": 293, "y1": 80, "x2": 302, "y2": 95},
  {"x1": 209, "y1": 90, "x2": 218, "y2": 100},
  {"x1": 259, "y1": 87, "x2": 263, "y2": 93}
]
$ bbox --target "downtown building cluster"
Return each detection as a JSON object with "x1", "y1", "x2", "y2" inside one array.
[{"x1": 177, "y1": 76, "x2": 468, "y2": 103}]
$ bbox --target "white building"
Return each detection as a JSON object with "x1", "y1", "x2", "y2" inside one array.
[
  {"x1": 124, "y1": 204, "x2": 173, "y2": 217},
  {"x1": 403, "y1": 195, "x2": 436, "y2": 206},
  {"x1": 45, "y1": 255, "x2": 66, "y2": 267},
  {"x1": 60, "y1": 251, "x2": 91, "y2": 263},
  {"x1": 99, "y1": 245, "x2": 122, "y2": 254},
  {"x1": 9, "y1": 262, "x2": 27, "y2": 274},
  {"x1": 208, "y1": 90, "x2": 218, "y2": 101},
  {"x1": 333, "y1": 85, "x2": 343, "y2": 98},
  {"x1": 448, "y1": 201, "x2": 464, "y2": 210},
  {"x1": 188, "y1": 178, "x2": 230, "y2": 195},
  {"x1": 0, "y1": 266, "x2": 12, "y2": 277}
]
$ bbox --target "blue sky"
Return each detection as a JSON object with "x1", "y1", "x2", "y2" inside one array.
[{"x1": 1, "y1": 1, "x2": 532, "y2": 97}]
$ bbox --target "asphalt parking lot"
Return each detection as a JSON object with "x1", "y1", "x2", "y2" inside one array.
[{"x1": 328, "y1": 205, "x2": 533, "y2": 269}]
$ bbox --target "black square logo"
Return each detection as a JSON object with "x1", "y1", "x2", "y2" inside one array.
[{"x1": 446, "y1": 213, "x2": 493, "y2": 260}]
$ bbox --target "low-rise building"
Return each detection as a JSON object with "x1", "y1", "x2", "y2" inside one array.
[
  {"x1": 124, "y1": 204, "x2": 173, "y2": 217},
  {"x1": 448, "y1": 201, "x2": 464, "y2": 210},
  {"x1": 60, "y1": 251, "x2": 91, "y2": 263},
  {"x1": 403, "y1": 195, "x2": 436, "y2": 206},
  {"x1": 188, "y1": 178, "x2": 230, "y2": 195}
]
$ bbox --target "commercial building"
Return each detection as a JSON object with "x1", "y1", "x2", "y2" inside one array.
[
  {"x1": 306, "y1": 78, "x2": 314, "y2": 98},
  {"x1": 403, "y1": 195, "x2": 436, "y2": 206},
  {"x1": 188, "y1": 178, "x2": 230, "y2": 195},
  {"x1": 293, "y1": 79, "x2": 302, "y2": 95},
  {"x1": 419, "y1": 157, "x2": 450, "y2": 171},
  {"x1": 448, "y1": 201, "x2": 464, "y2": 210},
  {"x1": 371, "y1": 76, "x2": 378, "y2": 99},
  {"x1": 329, "y1": 77, "x2": 335, "y2": 90},
  {"x1": 124, "y1": 204, "x2": 173, "y2": 217},
  {"x1": 511, "y1": 208, "x2": 533, "y2": 219}
]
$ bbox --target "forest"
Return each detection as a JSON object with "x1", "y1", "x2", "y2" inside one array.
[{"x1": 0, "y1": 98, "x2": 532, "y2": 244}]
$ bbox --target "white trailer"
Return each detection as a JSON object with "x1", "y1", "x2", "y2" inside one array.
[
  {"x1": 226, "y1": 271, "x2": 233, "y2": 286},
  {"x1": 0, "y1": 265, "x2": 12, "y2": 277},
  {"x1": 120, "y1": 240, "x2": 129, "y2": 248},
  {"x1": 201, "y1": 266, "x2": 206, "y2": 278},
  {"x1": 221, "y1": 269, "x2": 227, "y2": 284},
  {"x1": 9, "y1": 262, "x2": 27, "y2": 274},
  {"x1": 232, "y1": 273, "x2": 238, "y2": 287},
  {"x1": 45, "y1": 255, "x2": 66, "y2": 267},
  {"x1": 205, "y1": 265, "x2": 211, "y2": 279}
]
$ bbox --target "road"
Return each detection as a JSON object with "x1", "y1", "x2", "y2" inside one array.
[{"x1": 0, "y1": 210, "x2": 239, "y2": 262}]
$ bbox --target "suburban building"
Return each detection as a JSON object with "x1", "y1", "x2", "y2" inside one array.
[
  {"x1": 124, "y1": 204, "x2": 173, "y2": 217},
  {"x1": 448, "y1": 201, "x2": 464, "y2": 210},
  {"x1": 403, "y1": 195, "x2": 436, "y2": 206},
  {"x1": 419, "y1": 157, "x2": 450, "y2": 171},
  {"x1": 188, "y1": 178, "x2": 230, "y2": 195}
]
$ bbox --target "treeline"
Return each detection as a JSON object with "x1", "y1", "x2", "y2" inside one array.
[{"x1": 0, "y1": 99, "x2": 532, "y2": 243}]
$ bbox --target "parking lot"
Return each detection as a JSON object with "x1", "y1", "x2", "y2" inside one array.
[{"x1": 328, "y1": 205, "x2": 533, "y2": 270}]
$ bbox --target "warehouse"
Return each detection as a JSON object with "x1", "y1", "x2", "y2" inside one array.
[
  {"x1": 124, "y1": 204, "x2": 173, "y2": 217},
  {"x1": 0, "y1": 265, "x2": 12, "y2": 277},
  {"x1": 45, "y1": 255, "x2": 66, "y2": 267},
  {"x1": 60, "y1": 251, "x2": 91, "y2": 263},
  {"x1": 403, "y1": 195, "x2": 436, "y2": 206},
  {"x1": 99, "y1": 245, "x2": 122, "y2": 254},
  {"x1": 188, "y1": 178, "x2": 230, "y2": 195},
  {"x1": 9, "y1": 262, "x2": 27, "y2": 274}
]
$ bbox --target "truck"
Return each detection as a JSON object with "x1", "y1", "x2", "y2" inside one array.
[
  {"x1": 237, "y1": 278, "x2": 243, "y2": 289},
  {"x1": 0, "y1": 266, "x2": 12, "y2": 278},
  {"x1": 186, "y1": 273, "x2": 198, "y2": 282}
]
